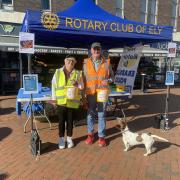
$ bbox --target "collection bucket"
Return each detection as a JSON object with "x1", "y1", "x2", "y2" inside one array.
[
  {"x1": 66, "y1": 86, "x2": 78, "y2": 99},
  {"x1": 96, "y1": 89, "x2": 109, "y2": 102},
  {"x1": 116, "y1": 85, "x2": 125, "y2": 92}
]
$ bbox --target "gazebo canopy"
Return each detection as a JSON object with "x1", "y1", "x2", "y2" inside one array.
[{"x1": 21, "y1": 0, "x2": 173, "y2": 49}]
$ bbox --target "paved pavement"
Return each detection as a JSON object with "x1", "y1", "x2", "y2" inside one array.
[{"x1": 0, "y1": 88, "x2": 180, "y2": 180}]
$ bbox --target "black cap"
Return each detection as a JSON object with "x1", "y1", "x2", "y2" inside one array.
[
  {"x1": 65, "y1": 55, "x2": 76, "y2": 62},
  {"x1": 65, "y1": 54, "x2": 75, "y2": 59},
  {"x1": 91, "y1": 42, "x2": 101, "y2": 49}
]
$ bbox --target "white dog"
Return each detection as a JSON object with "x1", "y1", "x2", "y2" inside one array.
[{"x1": 117, "y1": 118, "x2": 169, "y2": 156}]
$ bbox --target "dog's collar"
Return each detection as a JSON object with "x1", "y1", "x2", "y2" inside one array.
[{"x1": 121, "y1": 129, "x2": 129, "y2": 134}]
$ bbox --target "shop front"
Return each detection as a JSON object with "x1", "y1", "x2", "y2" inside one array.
[
  {"x1": 150, "y1": 42, "x2": 180, "y2": 86},
  {"x1": 0, "y1": 41, "x2": 88, "y2": 95}
]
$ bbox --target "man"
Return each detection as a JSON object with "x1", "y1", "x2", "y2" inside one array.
[
  {"x1": 83, "y1": 42, "x2": 114, "y2": 147},
  {"x1": 51, "y1": 55, "x2": 82, "y2": 149}
]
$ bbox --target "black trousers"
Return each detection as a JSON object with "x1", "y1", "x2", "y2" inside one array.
[{"x1": 57, "y1": 106, "x2": 74, "y2": 137}]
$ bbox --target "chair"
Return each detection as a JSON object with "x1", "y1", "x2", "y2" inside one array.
[{"x1": 23, "y1": 101, "x2": 52, "y2": 133}]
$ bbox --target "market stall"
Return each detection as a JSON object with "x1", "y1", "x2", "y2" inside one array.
[{"x1": 19, "y1": 0, "x2": 174, "y2": 126}]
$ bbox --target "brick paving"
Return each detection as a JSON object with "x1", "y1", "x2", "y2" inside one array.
[{"x1": 0, "y1": 88, "x2": 180, "y2": 180}]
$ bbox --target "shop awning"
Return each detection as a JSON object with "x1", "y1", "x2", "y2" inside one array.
[
  {"x1": 0, "y1": 40, "x2": 88, "y2": 55},
  {"x1": 21, "y1": 0, "x2": 173, "y2": 49}
]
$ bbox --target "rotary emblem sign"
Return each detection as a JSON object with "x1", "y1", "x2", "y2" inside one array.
[{"x1": 41, "y1": 12, "x2": 60, "y2": 30}]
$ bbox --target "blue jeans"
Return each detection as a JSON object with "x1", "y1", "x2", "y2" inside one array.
[{"x1": 87, "y1": 94, "x2": 107, "y2": 137}]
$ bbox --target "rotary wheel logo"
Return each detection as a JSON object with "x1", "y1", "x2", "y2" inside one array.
[
  {"x1": 41, "y1": 12, "x2": 60, "y2": 30},
  {"x1": 122, "y1": 59, "x2": 136, "y2": 68}
]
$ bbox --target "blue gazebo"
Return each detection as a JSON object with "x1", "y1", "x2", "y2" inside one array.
[{"x1": 21, "y1": 0, "x2": 173, "y2": 49}]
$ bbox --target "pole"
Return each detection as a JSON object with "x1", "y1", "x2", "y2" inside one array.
[
  {"x1": 19, "y1": 54, "x2": 23, "y2": 88},
  {"x1": 28, "y1": 54, "x2": 32, "y2": 74},
  {"x1": 30, "y1": 93, "x2": 33, "y2": 131},
  {"x1": 164, "y1": 57, "x2": 172, "y2": 130},
  {"x1": 141, "y1": 73, "x2": 146, "y2": 93}
]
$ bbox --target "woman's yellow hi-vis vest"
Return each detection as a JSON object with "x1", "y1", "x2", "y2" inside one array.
[{"x1": 55, "y1": 69, "x2": 81, "y2": 108}]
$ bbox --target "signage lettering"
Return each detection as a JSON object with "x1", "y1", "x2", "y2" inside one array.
[{"x1": 55, "y1": 16, "x2": 163, "y2": 35}]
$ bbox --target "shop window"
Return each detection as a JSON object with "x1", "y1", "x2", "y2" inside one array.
[
  {"x1": 41, "y1": 0, "x2": 51, "y2": 11},
  {"x1": 116, "y1": 0, "x2": 124, "y2": 18},
  {"x1": 140, "y1": 0, "x2": 158, "y2": 24},
  {"x1": 0, "y1": 0, "x2": 13, "y2": 11},
  {"x1": 171, "y1": 0, "x2": 178, "y2": 31}
]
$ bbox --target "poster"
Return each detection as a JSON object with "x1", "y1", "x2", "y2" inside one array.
[
  {"x1": 23, "y1": 74, "x2": 38, "y2": 94},
  {"x1": 165, "y1": 71, "x2": 174, "y2": 85},
  {"x1": 19, "y1": 32, "x2": 35, "y2": 54},
  {"x1": 167, "y1": 42, "x2": 176, "y2": 58},
  {"x1": 114, "y1": 44, "x2": 143, "y2": 93}
]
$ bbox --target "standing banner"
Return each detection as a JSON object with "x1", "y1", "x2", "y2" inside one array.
[
  {"x1": 19, "y1": 32, "x2": 35, "y2": 54},
  {"x1": 167, "y1": 42, "x2": 176, "y2": 58},
  {"x1": 114, "y1": 44, "x2": 143, "y2": 93}
]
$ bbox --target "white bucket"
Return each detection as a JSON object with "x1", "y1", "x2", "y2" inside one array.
[
  {"x1": 97, "y1": 89, "x2": 109, "y2": 102},
  {"x1": 66, "y1": 86, "x2": 78, "y2": 99}
]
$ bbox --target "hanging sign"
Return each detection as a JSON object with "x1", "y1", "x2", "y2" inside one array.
[
  {"x1": 19, "y1": 32, "x2": 35, "y2": 54},
  {"x1": 168, "y1": 42, "x2": 176, "y2": 58},
  {"x1": 114, "y1": 44, "x2": 143, "y2": 93},
  {"x1": 165, "y1": 71, "x2": 174, "y2": 85},
  {"x1": 23, "y1": 74, "x2": 38, "y2": 94}
]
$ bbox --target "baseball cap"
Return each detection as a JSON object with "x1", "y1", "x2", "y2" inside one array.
[
  {"x1": 91, "y1": 42, "x2": 101, "y2": 49},
  {"x1": 65, "y1": 55, "x2": 76, "y2": 62}
]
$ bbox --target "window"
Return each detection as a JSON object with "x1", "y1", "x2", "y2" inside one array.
[
  {"x1": 2, "y1": 0, "x2": 12, "y2": 4},
  {"x1": 0, "y1": 0, "x2": 13, "y2": 10},
  {"x1": 171, "y1": 0, "x2": 178, "y2": 31},
  {"x1": 140, "y1": 0, "x2": 158, "y2": 24},
  {"x1": 147, "y1": 0, "x2": 158, "y2": 24},
  {"x1": 41, "y1": 0, "x2": 51, "y2": 11},
  {"x1": 115, "y1": 0, "x2": 124, "y2": 18},
  {"x1": 140, "y1": 0, "x2": 148, "y2": 23}
]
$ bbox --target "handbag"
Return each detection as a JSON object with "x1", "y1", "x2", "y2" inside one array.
[{"x1": 30, "y1": 129, "x2": 41, "y2": 156}]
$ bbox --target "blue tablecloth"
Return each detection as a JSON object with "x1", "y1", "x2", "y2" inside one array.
[{"x1": 16, "y1": 87, "x2": 51, "y2": 116}]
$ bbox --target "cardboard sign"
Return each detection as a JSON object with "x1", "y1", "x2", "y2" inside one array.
[{"x1": 114, "y1": 45, "x2": 143, "y2": 93}]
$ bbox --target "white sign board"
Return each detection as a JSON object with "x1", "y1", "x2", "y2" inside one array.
[
  {"x1": 165, "y1": 71, "x2": 174, "y2": 85},
  {"x1": 168, "y1": 42, "x2": 176, "y2": 58},
  {"x1": 19, "y1": 32, "x2": 35, "y2": 54},
  {"x1": 23, "y1": 74, "x2": 38, "y2": 94},
  {"x1": 114, "y1": 45, "x2": 143, "y2": 93}
]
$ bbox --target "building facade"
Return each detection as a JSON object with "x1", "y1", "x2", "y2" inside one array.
[{"x1": 0, "y1": 0, "x2": 180, "y2": 94}]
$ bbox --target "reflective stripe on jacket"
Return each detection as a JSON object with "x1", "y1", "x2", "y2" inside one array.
[
  {"x1": 83, "y1": 57, "x2": 110, "y2": 95},
  {"x1": 55, "y1": 68, "x2": 81, "y2": 108}
]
